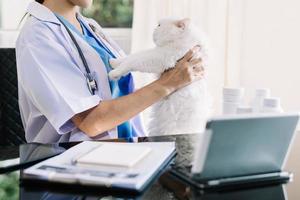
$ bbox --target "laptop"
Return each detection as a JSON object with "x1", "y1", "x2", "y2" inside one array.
[{"x1": 170, "y1": 113, "x2": 299, "y2": 189}]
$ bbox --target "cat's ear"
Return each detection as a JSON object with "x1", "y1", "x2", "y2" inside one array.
[{"x1": 176, "y1": 18, "x2": 191, "y2": 30}]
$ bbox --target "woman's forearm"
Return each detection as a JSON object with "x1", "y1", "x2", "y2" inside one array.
[{"x1": 74, "y1": 79, "x2": 172, "y2": 137}]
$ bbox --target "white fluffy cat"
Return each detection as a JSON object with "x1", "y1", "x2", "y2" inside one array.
[{"x1": 109, "y1": 18, "x2": 211, "y2": 136}]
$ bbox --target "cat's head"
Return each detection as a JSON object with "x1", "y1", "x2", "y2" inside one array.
[{"x1": 153, "y1": 18, "x2": 191, "y2": 46}]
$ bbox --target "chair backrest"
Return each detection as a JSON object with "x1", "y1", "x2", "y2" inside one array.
[{"x1": 0, "y1": 48, "x2": 26, "y2": 146}]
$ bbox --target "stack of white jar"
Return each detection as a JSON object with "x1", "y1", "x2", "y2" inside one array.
[
  {"x1": 222, "y1": 88, "x2": 245, "y2": 114},
  {"x1": 222, "y1": 87, "x2": 283, "y2": 114}
]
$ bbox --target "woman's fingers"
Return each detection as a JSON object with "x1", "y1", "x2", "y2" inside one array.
[
  {"x1": 181, "y1": 50, "x2": 194, "y2": 62},
  {"x1": 190, "y1": 58, "x2": 204, "y2": 71},
  {"x1": 168, "y1": 45, "x2": 205, "y2": 87},
  {"x1": 190, "y1": 58, "x2": 205, "y2": 80},
  {"x1": 193, "y1": 70, "x2": 205, "y2": 81},
  {"x1": 178, "y1": 46, "x2": 201, "y2": 63},
  {"x1": 187, "y1": 46, "x2": 201, "y2": 62},
  {"x1": 189, "y1": 58, "x2": 202, "y2": 66},
  {"x1": 193, "y1": 66, "x2": 204, "y2": 73}
]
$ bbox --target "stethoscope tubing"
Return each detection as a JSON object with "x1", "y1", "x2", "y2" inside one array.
[{"x1": 56, "y1": 16, "x2": 98, "y2": 95}]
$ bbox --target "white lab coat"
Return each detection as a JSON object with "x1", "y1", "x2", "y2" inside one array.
[{"x1": 16, "y1": 2, "x2": 145, "y2": 143}]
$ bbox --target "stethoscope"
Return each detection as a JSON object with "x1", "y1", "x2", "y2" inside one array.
[{"x1": 56, "y1": 16, "x2": 98, "y2": 95}]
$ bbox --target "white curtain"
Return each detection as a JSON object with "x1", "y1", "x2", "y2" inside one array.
[{"x1": 131, "y1": 0, "x2": 230, "y2": 114}]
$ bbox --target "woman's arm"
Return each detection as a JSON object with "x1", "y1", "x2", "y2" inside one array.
[{"x1": 72, "y1": 48, "x2": 204, "y2": 137}]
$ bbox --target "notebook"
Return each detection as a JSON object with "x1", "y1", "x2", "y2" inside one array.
[
  {"x1": 23, "y1": 141, "x2": 176, "y2": 193},
  {"x1": 74, "y1": 143, "x2": 152, "y2": 167}
]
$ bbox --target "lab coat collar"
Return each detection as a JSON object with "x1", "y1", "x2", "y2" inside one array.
[
  {"x1": 27, "y1": 2, "x2": 61, "y2": 25},
  {"x1": 27, "y1": 2, "x2": 91, "y2": 29}
]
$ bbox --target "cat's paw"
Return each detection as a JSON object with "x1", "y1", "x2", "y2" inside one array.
[
  {"x1": 108, "y1": 69, "x2": 122, "y2": 80},
  {"x1": 109, "y1": 58, "x2": 122, "y2": 69}
]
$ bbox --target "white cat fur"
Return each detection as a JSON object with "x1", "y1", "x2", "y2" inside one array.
[{"x1": 109, "y1": 18, "x2": 211, "y2": 136}]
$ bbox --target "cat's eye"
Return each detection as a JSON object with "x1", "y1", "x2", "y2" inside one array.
[{"x1": 158, "y1": 24, "x2": 161, "y2": 27}]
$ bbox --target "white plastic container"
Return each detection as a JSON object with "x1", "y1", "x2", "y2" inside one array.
[
  {"x1": 251, "y1": 88, "x2": 271, "y2": 113},
  {"x1": 237, "y1": 106, "x2": 253, "y2": 114},
  {"x1": 261, "y1": 97, "x2": 283, "y2": 113},
  {"x1": 222, "y1": 87, "x2": 244, "y2": 114},
  {"x1": 223, "y1": 101, "x2": 241, "y2": 114}
]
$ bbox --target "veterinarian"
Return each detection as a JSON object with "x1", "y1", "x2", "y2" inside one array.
[{"x1": 16, "y1": 0, "x2": 205, "y2": 143}]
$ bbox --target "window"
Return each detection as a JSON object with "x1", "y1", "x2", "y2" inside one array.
[
  {"x1": 82, "y1": 0, "x2": 134, "y2": 28},
  {"x1": 82, "y1": 0, "x2": 134, "y2": 53}
]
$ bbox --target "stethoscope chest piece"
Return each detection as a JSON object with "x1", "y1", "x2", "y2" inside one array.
[{"x1": 86, "y1": 73, "x2": 98, "y2": 95}]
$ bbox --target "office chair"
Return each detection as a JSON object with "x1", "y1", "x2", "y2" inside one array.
[{"x1": 0, "y1": 48, "x2": 26, "y2": 146}]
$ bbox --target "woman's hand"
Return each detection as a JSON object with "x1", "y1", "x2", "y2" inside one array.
[{"x1": 157, "y1": 46, "x2": 205, "y2": 95}]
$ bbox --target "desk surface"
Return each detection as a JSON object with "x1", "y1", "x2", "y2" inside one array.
[{"x1": 0, "y1": 133, "x2": 300, "y2": 200}]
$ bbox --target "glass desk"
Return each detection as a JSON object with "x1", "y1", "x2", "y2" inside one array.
[{"x1": 0, "y1": 133, "x2": 299, "y2": 200}]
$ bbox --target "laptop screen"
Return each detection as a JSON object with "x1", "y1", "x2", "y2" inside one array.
[{"x1": 192, "y1": 113, "x2": 299, "y2": 180}]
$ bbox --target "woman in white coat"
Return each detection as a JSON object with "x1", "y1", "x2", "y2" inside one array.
[{"x1": 16, "y1": 0, "x2": 204, "y2": 143}]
